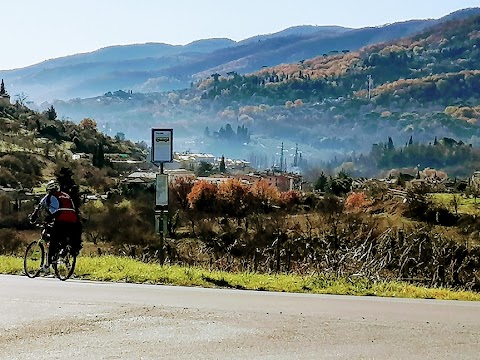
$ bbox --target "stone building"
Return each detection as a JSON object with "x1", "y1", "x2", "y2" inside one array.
[{"x1": 0, "y1": 79, "x2": 10, "y2": 106}]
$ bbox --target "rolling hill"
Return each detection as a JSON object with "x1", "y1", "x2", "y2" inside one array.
[{"x1": 2, "y1": 8, "x2": 479, "y2": 103}]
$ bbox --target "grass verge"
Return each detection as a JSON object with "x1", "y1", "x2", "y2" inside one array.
[
  {"x1": 1, "y1": 255, "x2": 479, "y2": 301},
  {"x1": 431, "y1": 193, "x2": 480, "y2": 215}
]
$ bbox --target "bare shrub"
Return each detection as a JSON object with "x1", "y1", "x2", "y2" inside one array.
[
  {"x1": 169, "y1": 177, "x2": 194, "y2": 211},
  {"x1": 0, "y1": 229, "x2": 23, "y2": 255},
  {"x1": 315, "y1": 194, "x2": 344, "y2": 217}
]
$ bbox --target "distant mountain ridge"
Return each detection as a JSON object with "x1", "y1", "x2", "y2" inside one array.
[
  {"x1": 237, "y1": 25, "x2": 351, "y2": 45},
  {"x1": 1, "y1": 8, "x2": 479, "y2": 103}
]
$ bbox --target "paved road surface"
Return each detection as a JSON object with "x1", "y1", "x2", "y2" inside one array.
[{"x1": 1, "y1": 274, "x2": 479, "y2": 359}]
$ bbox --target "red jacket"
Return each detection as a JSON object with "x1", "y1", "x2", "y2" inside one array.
[{"x1": 49, "y1": 191, "x2": 78, "y2": 223}]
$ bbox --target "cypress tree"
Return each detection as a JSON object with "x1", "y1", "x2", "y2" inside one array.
[{"x1": 219, "y1": 155, "x2": 226, "y2": 173}]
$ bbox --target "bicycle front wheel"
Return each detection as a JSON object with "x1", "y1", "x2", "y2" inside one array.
[
  {"x1": 24, "y1": 241, "x2": 45, "y2": 278},
  {"x1": 53, "y1": 246, "x2": 76, "y2": 281}
]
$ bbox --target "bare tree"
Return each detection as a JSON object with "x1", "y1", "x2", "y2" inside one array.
[{"x1": 14, "y1": 92, "x2": 29, "y2": 106}]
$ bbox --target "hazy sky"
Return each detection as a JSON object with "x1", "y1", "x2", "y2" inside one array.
[{"x1": 1, "y1": 0, "x2": 479, "y2": 70}]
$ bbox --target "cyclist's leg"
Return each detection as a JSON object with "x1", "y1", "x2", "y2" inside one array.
[
  {"x1": 71, "y1": 221, "x2": 83, "y2": 255},
  {"x1": 48, "y1": 223, "x2": 61, "y2": 265}
]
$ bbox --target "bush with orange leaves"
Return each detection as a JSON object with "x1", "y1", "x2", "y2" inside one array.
[
  {"x1": 187, "y1": 180, "x2": 218, "y2": 215},
  {"x1": 216, "y1": 178, "x2": 250, "y2": 218},
  {"x1": 250, "y1": 179, "x2": 280, "y2": 212},
  {"x1": 345, "y1": 192, "x2": 368, "y2": 211},
  {"x1": 79, "y1": 117, "x2": 97, "y2": 130},
  {"x1": 279, "y1": 190, "x2": 301, "y2": 209}
]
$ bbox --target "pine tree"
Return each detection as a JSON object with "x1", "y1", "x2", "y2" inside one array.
[
  {"x1": 47, "y1": 105, "x2": 57, "y2": 120},
  {"x1": 314, "y1": 172, "x2": 328, "y2": 192}
]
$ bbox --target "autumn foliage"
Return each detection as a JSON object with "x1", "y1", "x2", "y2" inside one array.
[
  {"x1": 182, "y1": 178, "x2": 294, "y2": 217},
  {"x1": 216, "y1": 179, "x2": 250, "y2": 218},
  {"x1": 250, "y1": 179, "x2": 280, "y2": 202},
  {"x1": 345, "y1": 192, "x2": 368, "y2": 211},
  {"x1": 79, "y1": 117, "x2": 97, "y2": 130},
  {"x1": 187, "y1": 180, "x2": 218, "y2": 214},
  {"x1": 279, "y1": 190, "x2": 301, "y2": 208}
]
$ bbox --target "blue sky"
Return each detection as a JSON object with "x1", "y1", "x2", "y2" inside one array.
[{"x1": 1, "y1": 0, "x2": 479, "y2": 70}]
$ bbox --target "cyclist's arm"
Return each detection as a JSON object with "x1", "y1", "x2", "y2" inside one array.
[{"x1": 29, "y1": 195, "x2": 50, "y2": 222}]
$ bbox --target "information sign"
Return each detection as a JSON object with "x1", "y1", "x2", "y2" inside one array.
[{"x1": 151, "y1": 128, "x2": 173, "y2": 164}]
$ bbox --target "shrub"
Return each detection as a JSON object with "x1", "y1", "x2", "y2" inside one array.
[
  {"x1": 0, "y1": 209, "x2": 32, "y2": 229},
  {"x1": 187, "y1": 180, "x2": 218, "y2": 215},
  {"x1": 0, "y1": 168, "x2": 17, "y2": 187},
  {"x1": 91, "y1": 193, "x2": 156, "y2": 252},
  {"x1": 217, "y1": 178, "x2": 250, "y2": 219},
  {"x1": 316, "y1": 194, "x2": 344, "y2": 216},
  {"x1": 345, "y1": 192, "x2": 368, "y2": 211},
  {"x1": 279, "y1": 190, "x2": 301, "y2": 209},
  {"x1": 0, "y1": 229, "x2": 23, "y2": 255},
  {"x1": 250, "y1": 179, "x2": 280, "y2": 212},
  {"x1": 404, "y1": 184, "x2": 457, "y2": 225},
  {"x1": 169, "y1": 177, "x2": 194, "y2": 211}
]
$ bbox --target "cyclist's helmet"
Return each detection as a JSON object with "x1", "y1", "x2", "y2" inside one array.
[{"x1": 45, "y1": 180, "x2": 59, "y2": 192}]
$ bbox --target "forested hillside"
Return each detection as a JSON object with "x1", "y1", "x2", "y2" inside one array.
[
  {"x1": 0, "y1": 102, "x2": 145, "y2": 191},
  {"x1": 45, "y1": 13, "x2": 480, "y2": 178}
]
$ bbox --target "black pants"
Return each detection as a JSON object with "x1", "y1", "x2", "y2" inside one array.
[{"x1": 47, "y1": 221, "x2": 82, "y2": 264}]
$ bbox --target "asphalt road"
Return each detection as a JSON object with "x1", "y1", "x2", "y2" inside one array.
[{"x1": 1, "y1": 274, "x2": 479, "y2": 359}]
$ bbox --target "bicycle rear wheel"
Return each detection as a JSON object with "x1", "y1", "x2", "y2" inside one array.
[
  {"x1": 24, "y1": 241, "x2": 45, "y2": 278},
  {"x1": 52, "y1": 245, "x2": 76, "y2": 281}
]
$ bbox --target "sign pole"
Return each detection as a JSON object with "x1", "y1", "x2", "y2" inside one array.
[
  {"x1": 159, "y1": 204, "x2": 165, "y2": 265},
  {"x1": 151, "y1": 128, "x2": 173, "y2": 265},
  {"x1": 159, "y1": 159, "x2": 164, "y2": 265},
  {"x1": 155, "y1": 167, "x2": 168, "y2": 265}
]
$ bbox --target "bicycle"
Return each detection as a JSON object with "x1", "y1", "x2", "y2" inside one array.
[{"x1": 24, "y1": 223, "x2": 77, "y2": 281}]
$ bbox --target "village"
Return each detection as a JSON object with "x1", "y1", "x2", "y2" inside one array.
[{"x1": 0, "y1": 146, "x2": 305, "y2": 208}]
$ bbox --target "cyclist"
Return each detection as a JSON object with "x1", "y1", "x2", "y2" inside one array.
[{"x1": 29, "y1": 180, "x2": 81, "y2": 273}]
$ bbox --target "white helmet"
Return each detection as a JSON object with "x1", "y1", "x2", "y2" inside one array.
[{"x1": 45, "y1": 180, "x2": 59, "y2": 192}]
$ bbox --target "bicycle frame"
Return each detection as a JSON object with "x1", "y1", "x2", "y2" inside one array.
[{"x1": 24, "y1": 222, "x2": 77, "y2": 280}]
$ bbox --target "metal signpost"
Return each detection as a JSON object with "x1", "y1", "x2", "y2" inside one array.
[{"x1": 151, "y1": 128, "x2": 173, "y2": 264}]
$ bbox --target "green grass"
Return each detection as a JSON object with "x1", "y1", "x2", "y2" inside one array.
[
  {"x1": 431, "y1": 193, "x2": 480, "y2": 215},
  {"x1": 1, "y1": 255, "x2": 479, "y2": 301}
]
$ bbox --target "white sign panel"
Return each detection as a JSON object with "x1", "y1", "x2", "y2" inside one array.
[
  {"x1": 151, "y1": 128, "x2": 173, "y2": 164},
  {"x1": 155, "y1": 174, "x2": 168, "y2": 206}
]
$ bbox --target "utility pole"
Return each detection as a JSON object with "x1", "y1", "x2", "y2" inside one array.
[
  {"x1": 293, "y1": 143, "x2": 299, "y2": 167},
  {"x1": 367, "y1": 75, "x2": 373, "y2": 100},
  {"x1": 280, "y1": 142, "x2": 284, "y2": 173}
]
